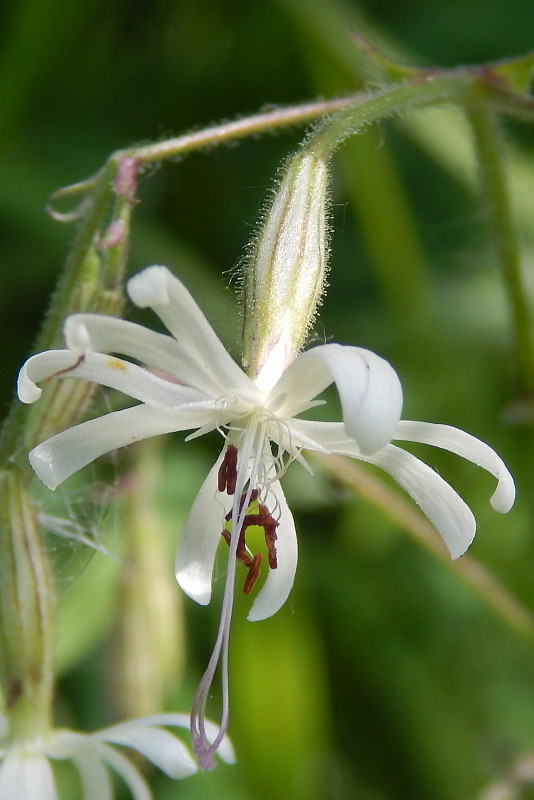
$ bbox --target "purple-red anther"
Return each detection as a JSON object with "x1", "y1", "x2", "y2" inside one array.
[
  {"x1": 218, "y1": 444, "x2": 238, "y2": 494},
  {"x1": 258, "y1": 503, "x2": 278, "y2": 569},
  {"x1": 243, "y1": 554, "x2": 263, "y2": 594},
  {"x1": 220, "y1": 488, "x2": 279, "y2": 593},
  {"x1": 220, "y1": 525, "x2": 251, "y2": 569}
]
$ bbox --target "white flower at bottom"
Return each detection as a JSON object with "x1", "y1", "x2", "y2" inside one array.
[
  {"x1": 17, "y1": 265, "x2": 515, "y2": 768},
  {"x1": 0, "y1": 714, "x2": 234, "y2": 800}
]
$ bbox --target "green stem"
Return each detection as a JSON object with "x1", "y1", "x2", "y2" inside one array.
[
  {"x1": 307, "y1": 73, "x2": 475, "y2": 157},
  {"x1": 51, "y1": 95, "x2": 359, "y2": 206},
  {"x1": 119, "y1": 96, "x2": 356, "y2": 163},
  {"x1": 468, "y1": 103, "x2": 534, "y2": 395}
]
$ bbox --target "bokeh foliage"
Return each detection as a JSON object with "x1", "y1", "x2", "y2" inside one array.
[{"x1": 1, "y1": 0, "x2": 534, "y2": 798}]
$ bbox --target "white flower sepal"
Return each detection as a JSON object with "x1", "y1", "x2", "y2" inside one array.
[{"x1": 0, "y1": 713, "x2": 235, "y2": 800}]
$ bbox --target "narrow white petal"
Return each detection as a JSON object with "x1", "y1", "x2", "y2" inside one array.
[
  {"x1": 270, "y1": 344, "x2": 403, "y2": 454},
  {"x1": 394, "y1": 420, "x2": 516, "y2": 512},
  {"x1": 175, "y1": 454, "x2": 225, "y2": 605},
  {"x1": 94, "y1": 725, "x2": 197, "y2": 779},
  {"x1": 18, "y1": 350, "x2": 208, "y2": 409},
  {"x1": 65, "y1": 314, "x2": 243, "y2": 400},
  {"x1": 71, "y1": 755, "x2": 113, "y2": 800},
  {"x1": 365, "y1": 444, "x2": 476, "y2": 559},
  {"x1": 29, "y1": 404, "x2": 216, "y2": 489},
  {"x1": 293, "y1": 420, "x2": 509, "y2": 558},
  {"x1": 0, "y1": 753, "x2": 57, "y2": 800},
  {"x1": 248, "y1": 479, "x2": 298, "y2": 621},
  {"x1": 127, "y1": 266, "x2": 254, "y2": 398},
  {"x1": 90, "y1": 744, "x2": 151, "y2": 800}
]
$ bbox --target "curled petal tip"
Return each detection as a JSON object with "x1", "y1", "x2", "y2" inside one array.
[
  {"x1": 127, "y1": 265, "x2": 171, "y2": 308},
  {"x1": 490, "y1": 469, "x2": 516, "y2": 514},
  {"x1": 344, "y1": 354, "x2": 403, "y2": 454},
  {"x1": 16, "y1": 369, "x2": 42, "y2": 404},
  {"x1": 393, "y1": 420, "x2": 517, "y2": 519}
]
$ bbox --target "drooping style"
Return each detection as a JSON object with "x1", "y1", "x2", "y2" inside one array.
[{"x1": 18, "y1": 265, "x2": 515, "y2": 767}]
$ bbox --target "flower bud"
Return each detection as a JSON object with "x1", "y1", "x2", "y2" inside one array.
[
  {"x1": 23, "y1": 245, "x2": 124, "y2": 452},
  {"x1": 242, "y1": 150, "x2": 330, "y2": 392}
]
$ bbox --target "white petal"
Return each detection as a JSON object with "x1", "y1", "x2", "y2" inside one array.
[
  {"x1": 270, "y1": 344, "x2": 403, "y2": 454},
  {"x1": 90, "y1": 744, "x2": 151, "y2": 800},
  {"x1": 65, "y1": 314, "x2": 244, "y2": 401},
  {"x1": 0, "y1": 753, "x2": 57, "y2": 800},
  {"x1": 175, "y1": 454, "x2": 225, "y2": 605},
  {"x1": 394, "y1": 421, "x2": 516, "y2": 513},
  {"x1": 117, "y1": 714, "x2": 235, "y2": 765},
  {"x1": 127, "y1": 266, "x2": 254, "y2": 398},
  {"x1": 70, "y1": 755, "x2": 113, "y2": 800},
  {"x1": 18, "y1": 350, "x2": 208, "y2": 409},
  {"x1": 94, "y1": 724, "x2": 197, "y2": 779},
  {"x1": 365, "y1": 444, "x2": 476, "y2": 559},
  {"x1": 247, "y1": 479, "x2": 298, "y2": 621},
  {"x1": 29, "y1": 404, "x2": 216, "y2": 489}
]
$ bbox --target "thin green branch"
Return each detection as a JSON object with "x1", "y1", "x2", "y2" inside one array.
[
  {"x1": 468, "y1": 104, "x2": 534, "y2": 395},
  {"x1": 119, "y1": 96, "x2": 358, "y2": 164},
  {"x1": 306, "y1": 73, "x2": 475, "y2": 157}
]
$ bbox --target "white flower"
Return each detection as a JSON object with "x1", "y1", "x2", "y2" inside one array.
[
  {"x1": 17, "y1": 265, "x2": 515, "y2": 767},
  {"x1": 0, "y1": 714, "x2": 234, "y2": 799}
]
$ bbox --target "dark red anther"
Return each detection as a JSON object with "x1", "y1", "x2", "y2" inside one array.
[
  {"x1": 220, "y1": 488, "x2": 279, "y2": 593},
  {"x1": 258, "y1": 504, "x2": 278, "y2": 569},
  {"x1": 217, "y1": 445, "x2": 238, "y2": 494},
  {"x1": 244, "y1": 553, "x2": 263, "y2": 594},
  {"x1": 220, "y1": 525, "x2": 252, "y2": 568}
]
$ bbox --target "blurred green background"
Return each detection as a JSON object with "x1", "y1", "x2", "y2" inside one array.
[{"x1": 1, "y1": 0, "x2": 534, "y2": 798}]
